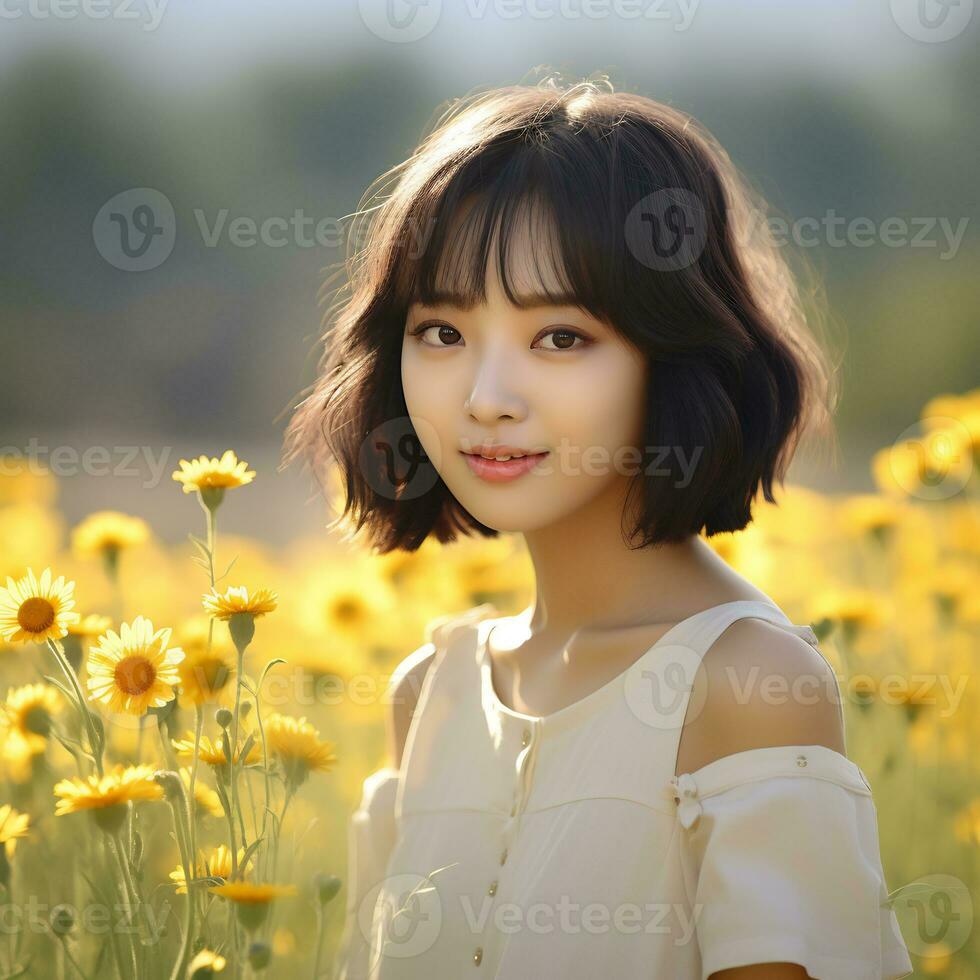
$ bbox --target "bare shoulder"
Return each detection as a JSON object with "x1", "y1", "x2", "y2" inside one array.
[
  {"x1": 675, "y1": 617, "x2": 846, "y2": 777},
  {"x1": 385, "y1": 642, "x2": 437, "y2": 769}
]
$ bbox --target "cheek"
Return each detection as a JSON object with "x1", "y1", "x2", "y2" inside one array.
[
  {"x1": 401, "y1": 351, "x2": 455, "y2": 461},
  {"x1": 551, "y1": 355, "x2": 647, "y2": 462}
]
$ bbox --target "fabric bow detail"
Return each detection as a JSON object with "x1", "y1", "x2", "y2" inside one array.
[{"x1": 667, "y1": 773, "x2": 702, "y2": 830}]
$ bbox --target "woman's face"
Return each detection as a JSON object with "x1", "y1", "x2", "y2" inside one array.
[{"x1": 401, "y1": 220, "x2": 649, "y2": 534}]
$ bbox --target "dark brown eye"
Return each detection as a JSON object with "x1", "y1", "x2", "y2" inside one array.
[
  {"x1": 413, "y1": 323, "x2": 462, "y2": 347},
  {"x1": 536, "y1": 327, "x2": 588, "y2": 351}
]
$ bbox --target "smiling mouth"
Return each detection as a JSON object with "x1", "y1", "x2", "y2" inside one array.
[{"x1": 460, "y1": 450, "x2": 550, "y2": 483}]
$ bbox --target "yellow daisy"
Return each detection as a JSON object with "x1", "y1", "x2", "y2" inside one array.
[
  {"x1": 1, "y1": 683, "x2": 62, "y2": 756},
  {"x1": 172, "y1": 733, "x2": 261, "y2": 769},
  {"x1": 86, "y1": 616, "x2": 185, "y2": 716},
  {"x1": 169, "y1": 844, "x2": 250, "y2": 893},
  {"x1": 266, "y1": 713, "x2": 338, "y2": 787},
  {"x1": 0, "y1": 567, "x2": 80, "y2": 645},
  {"x1": 177, "y1": 627, "x2": 237, "y2": 707},
  {"x1": 71, "y1": 511, "x2": 149, "y2": 558},
  {"x1": 202, "y1": 586, "x2": 278, "y2": 621},
  {"x1": 0, "y1": 803, "x2": 30, "y2": 858},
  {"x1": 209, "y1": 881, "x2": 297, "y2": 903},
  {"x1": 188, "y1": 949, "x2": 227, "y2": 976},
  {"x1": 210, "y1": 879, "x2": 296, "y2": 932},
  {"x1": 172, "y1": 450, "x2": 256, "y2": 494},
  {"x1": 54, "y1": 763, "x2": 164, "y2": 816}
]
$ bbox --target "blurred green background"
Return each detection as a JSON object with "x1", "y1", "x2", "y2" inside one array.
[{"x1": 1, "y1": 2, "x2": 977, "y2": 545}]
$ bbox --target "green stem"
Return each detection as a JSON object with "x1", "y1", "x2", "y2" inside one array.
[
  {"x1": 47, "y1": 639, "x2": 104, "y2": 778},
  {"x1": 108, "y1": 836, "x2": 140, "y2": 978},
  {"x1": 163, "y1": 792, "x2": 197, "y2": 980},
  {"x1": 229, "y1": 647, "x2": 247, "y2": 878},
  {"x1": 253, "y1": 695, "x2": 272, "y2": 878},
  {"x1": 312, "y1": 901, "x2": 327, "y2": 980},
  {"x1": 188, "y1": 704, "x2": 205, "y2": 924},
  {"x1": 57, "y1": 935, "x2": 92, "y2": 980}
]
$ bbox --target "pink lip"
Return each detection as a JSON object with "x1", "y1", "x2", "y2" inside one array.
[{"x1": 461, "y1": 450, "x2": 549, "y2": 483}]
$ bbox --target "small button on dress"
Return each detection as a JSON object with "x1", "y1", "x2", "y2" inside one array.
[{"x1": 335, "y1": 601, "x2": 914, "y2": 980}]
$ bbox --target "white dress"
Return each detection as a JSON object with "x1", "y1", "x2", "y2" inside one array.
[{"x1": 335, "y1": 600, "x2": 914, "y2": 980}]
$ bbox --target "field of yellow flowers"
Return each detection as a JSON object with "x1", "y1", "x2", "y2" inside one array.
[{"x1": 0, "y1": 386, "x2": 977, "y2": 978}]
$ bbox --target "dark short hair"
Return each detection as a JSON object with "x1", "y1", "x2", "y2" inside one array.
[{"x1": 283, "y1": 74, "x2": 839, "y2": 553}]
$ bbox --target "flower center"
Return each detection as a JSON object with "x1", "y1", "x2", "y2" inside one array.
[
  {"x1": 114, "y1": 655, "x2": 157, "y2": 695},
  {"x1": 18, "y1": 597, "x2": 56, "y2": 634},
  {"x1": 23, "y1": 705, "x2": 52, "y2": 737}
]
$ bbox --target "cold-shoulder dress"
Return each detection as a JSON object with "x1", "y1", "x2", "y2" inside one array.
[{"x1": 334, "y1": 599, "x2": 914, "y2": 979}]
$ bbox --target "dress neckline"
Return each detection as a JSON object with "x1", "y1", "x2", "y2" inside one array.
[{"x1": 476, "y1": 598, "x2": 786, "y2": 734}]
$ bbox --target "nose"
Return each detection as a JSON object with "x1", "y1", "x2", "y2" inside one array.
[{"x1": 464, "y1": 357, "x2": 527, "y2": 424}]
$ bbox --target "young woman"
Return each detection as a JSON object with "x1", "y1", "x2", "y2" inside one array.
[{"x1": 285, "y1": 75, "x2": 914, "y2": 980}]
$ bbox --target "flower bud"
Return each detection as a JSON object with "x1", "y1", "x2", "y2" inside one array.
[
  {"x1": 313, "y1": 873, "x2": 342, "y2": 906},
  {"x1": 228, "y1": 612, "x2": 255, "y2": 653},
  {"x1": 248, "y1": 941, "x2": 271, "y2": 971},
  {"x1": 50, "y1": 904, "x2": 75, "y2": 936}
]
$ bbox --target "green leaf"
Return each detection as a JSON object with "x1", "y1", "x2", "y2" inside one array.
[
  {"x1": 79, "y1": 869, "x2": 112, "y2": 908},
  {"x1": 238, "y1": 836, "x2": 266, "y2": 872},
  {"x1": 258, "y1": 658, "x2": 288, "y2": 692},
  {"x1": 238, "y1": 732, "x2": 257, "y2": 763},
  {"x1": 215, "y1": 554, "x2": 239, "y2": 584},
  {"x1": 188, "y1": 533, "x2": 211, "y2": 558},
  {"x1": 52, "y1": 729, "x2": 95, "y2": 764},
  {"x1": 42, "y1": 674, "x2": 78, "y2": 708}
]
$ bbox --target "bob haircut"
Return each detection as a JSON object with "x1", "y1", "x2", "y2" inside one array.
[{"x1": 284, "y1": 74, "x2": 839, "y2": 554}]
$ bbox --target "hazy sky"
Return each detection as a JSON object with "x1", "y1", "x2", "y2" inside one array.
[{"x1": 1, "y1": 0, "x2": 972, "y2": 92}]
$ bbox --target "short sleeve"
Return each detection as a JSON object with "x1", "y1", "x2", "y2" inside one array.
[
  {"x1": 666, "y1": 744, "x2": 914, "y2": 980},
  {"x1": 335, "y1": 767, "x2": 400, "y2": 980}
]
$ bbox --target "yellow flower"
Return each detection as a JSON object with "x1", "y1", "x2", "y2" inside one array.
[
  {"x1": 54, "y1": 763, "x2": 164, "y2": 816},
  {"x1": 202, "y1": 586, "x2": 278, "y2": 621},
  {"x1": 188, "y1": 949, "x2": 227, "y2": 976},
  {"x1": 836, "y1": 494, "x2": 906, "y2": 540},
  {"x1": 0, "y1": 567, "x2": 80, "y2": 645},
  {"x1": 169, "y1": 844, "x2": 249, "y2": 893},
  {"x1": 209, "y1": 880, "x2": 296, "y2": 904},
  {"x1": 172, "y1": 450, "x2": 255, "y2": 494},
  {"x1": 86, "y1": 616, "x2": 184, "y2": 716},
  {"x1": 0, "y1": 803, "x2": 30, "y2": 858},
  {"x1": 1, "y1": 683, "x2": 62, "y2": 757},
  {"x1": 177, "y1": 624, "x2": 237, "y2": 707},
  {"x1": 68, "y1": 614, "x2": 113, "y2": 638},
  {"x1": 266, "y1": 712, "x2": 338, "y2": 787},
  {"x1": 209, "y1": 880, "x2": 297, "y2": 932},
  {"x1": 71, "y1": 510, "x2": 149, "y2": 558},
  {"x1": 178, "y1": 767, "x2": 223, "y2": 818},
  {"x1": 172, "y1": 733, "x2": 261, "y2": 768}
]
